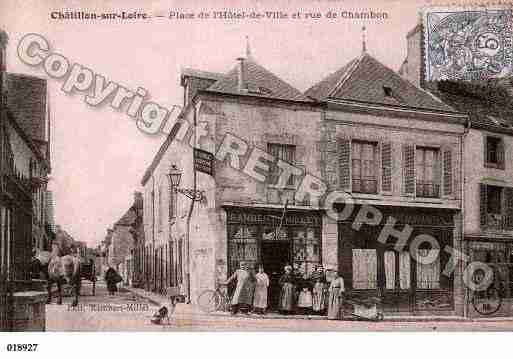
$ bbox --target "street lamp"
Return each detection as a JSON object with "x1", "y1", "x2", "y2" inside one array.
[
  {"x1": 167, "y1": 165, "x2": 204, "y2": 202},
  {"x1": 167, "y1": 164, "x2": 204, "y2": 303},
  {"x1": 168, "y1": 164, "x2": 182, "y2": 188}
]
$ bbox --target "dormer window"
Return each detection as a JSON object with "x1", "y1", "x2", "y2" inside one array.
[{"x1": 383, "y1": 86, "x2": 393, "y2": 97}]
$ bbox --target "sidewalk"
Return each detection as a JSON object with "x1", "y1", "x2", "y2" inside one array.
[{"x1": 124, "y1": 286, "x2": 513, "y2": 322}]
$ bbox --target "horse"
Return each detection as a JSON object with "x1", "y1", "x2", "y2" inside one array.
[{"x1": 32, "y1": 245, "x2": 81, "y2": 307}]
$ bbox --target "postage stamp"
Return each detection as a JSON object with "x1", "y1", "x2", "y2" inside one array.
[{"x1": 423, "y1": 6, "x2": 513, "y2": 81}]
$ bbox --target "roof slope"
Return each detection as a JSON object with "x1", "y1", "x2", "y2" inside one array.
[
  {"x1": 426, "y1": 80, "x2": 513, "y2": 131},
  {"x1": 181, "y1": 68, "x2": 225, "y2": 83},
  {"x1": 6, "y1": 73, "x2": 47, "y2": 142},
  {"x1": 305, "y1": 53, "x2": 454, "y2": 112},
  {"x1": 207, "y1": 59, "x2": 311, "y2": 102}
]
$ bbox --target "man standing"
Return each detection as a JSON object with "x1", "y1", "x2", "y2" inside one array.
[{"x1": 226, "y1": 261, "x2": 255, "y2": 315}]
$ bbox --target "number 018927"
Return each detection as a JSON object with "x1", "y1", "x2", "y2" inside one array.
[{"x1": 6, "y1": 344, "x2": 38, "y2": 352}]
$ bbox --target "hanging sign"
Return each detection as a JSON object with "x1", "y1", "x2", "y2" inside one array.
[{"x1": 194, "y1": 148, "x2": 214, "y2": 176}]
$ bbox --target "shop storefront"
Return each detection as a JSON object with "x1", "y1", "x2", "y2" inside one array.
[
  {"x1": 465, "y1": 238, "x2": 513, "y2": 318},
  {"x1": 225, "y1": 207, "x2": 322, "y2": 309},
  {"x1": 338, "y1": 205, "x2": 457, "y2": 315}
]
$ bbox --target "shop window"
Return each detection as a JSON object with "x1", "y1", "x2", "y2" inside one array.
[
  {"x1": 261, "y1": 226, "x2": 287, "y2": 241},
  {"x1": 384, "y1": 251, "x2": 395, "y2": 289},
  {"x1": 485, "y1": 136, "x2": 505, "y2": 169},
  {"x1": 352, "y1": 141, "x2": 378, "y2": 194},
  {"x1": 267, "y1": 143, "x2": 296, "y2": 186},
  {"x1": 384, "y1": 251, "x2": 411, "y2": 290},
  {"x1": 416, "y1": 249, "x2": 440, "y2": 289},
  {"x1": 228, "y1": 225, "x2": 258, "y2": 273},
  {"x1": 352, "y1": 249, "x2": 377, "y2": 289},
  {"x1": 415, "y1": 147, "x2": 440, "y2": 198},
  {"x1": 399, "y1": 252, "x2": 411, "y2": 289},
  {"x1": 292, "y1": 227, "x2": 320, "y2": 276},
  {"x1": 474, "y1": 248, "x2": 510, "y2": 298}
]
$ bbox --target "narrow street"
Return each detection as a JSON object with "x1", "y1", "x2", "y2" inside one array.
[
  {"x1": 45, "y1": 282, "x2": 513, "y2": 331},
  {"x1": 45, "y1": 282, "x2": 160, "y2": 331}
]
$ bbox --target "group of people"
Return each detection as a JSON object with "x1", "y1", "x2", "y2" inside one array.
[
  {"x1": 226, "y1": 262, "x2": 270, "y2": 315},
  {"x1": 226, "y1": 261, "x2": 346, "y2": 319}
]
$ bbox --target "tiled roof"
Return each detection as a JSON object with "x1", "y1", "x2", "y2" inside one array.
[
  {"x1": 305, "y1": 53, "x2": 454, "y2": 112},
  {"x1": 426, "y1": 80, "x2": 513, "y2": 132},
  {"x1": 6, "y1": 73, "x2": 47, "y2": 142},
  {"x1": 207, "y1": 59, "x2": 312, "y2": 102},
  {"x1": 115, "y1": 207, "x2": 136, "y2": 226},
  {"x1": 181, "y1": 68, "x2": 225, "y2": 81},
  {"x1": 304, "y1": 58, "x2": 358, "y2": 101}
]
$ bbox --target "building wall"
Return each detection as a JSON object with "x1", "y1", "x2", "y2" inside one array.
[
  {"x1": 141, "y1": 97, "x2": 324, "y2": 301},
  {"x1": 324, "y1": 109, "x2": 463, "y2": 204},
  {"x1": 109, "y1": 224, "x2": 133, "y2": 271},
  {"x1": 142, "y1": 111, "x2": 196, "y2": 294},
  {"x1": 463, "y1": 128, "x2": 513, "y2": 235},
  {"x1": 190, "y1": 98, "x2": 324, "y2": 300},
  {"x1": 324, "y1": 108, "x2": 465, "y2": 315}
]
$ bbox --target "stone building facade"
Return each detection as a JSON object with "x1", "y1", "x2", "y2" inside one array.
[
  {"x1": 140, "y1": 44, "x2": 468, "y2": 316},
  {"x1": 400, "y1": 22, "x2": 513, "y2": 317}
]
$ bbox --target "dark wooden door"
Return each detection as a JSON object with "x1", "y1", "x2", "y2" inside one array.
[{"x1": 261, "y1": 241, "x2": 290, "y2": 310}]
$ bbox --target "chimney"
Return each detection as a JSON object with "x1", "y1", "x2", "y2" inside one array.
[
  {"x1": 134, "y1": 191, "x2": 143, "y2": 208},
  {"x1": 0, "y1": 30, "x2": 7, "y2": 72},
  {"x1": 236, "y1": 57, "x2": 247, "y2": 93},
  {"x1": 403, "y1": 18, "x2": 429, "y2": 90},
  {"x1": 0, "y1": 30, "x2": 8, "y2": 107}
]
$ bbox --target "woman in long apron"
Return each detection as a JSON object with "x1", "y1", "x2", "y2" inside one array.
[
  {"x1": 253, "y1": 264, "x2": 270, "y2": 315},
  {"x1": 327, "y1": 272, "x2": 345, "y2": 320},
  {"x1": 279, "y1": 265, "x2": 296, "y2": 314},
  {"x1": 311, "y1": 265, "x2": 327, "y2": 314}
]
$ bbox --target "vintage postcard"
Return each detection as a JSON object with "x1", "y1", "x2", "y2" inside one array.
[{"x1": 2, "y1": 0, "x2": 513, "y2": 347}]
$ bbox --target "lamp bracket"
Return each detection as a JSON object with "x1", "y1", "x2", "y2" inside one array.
[{"x1": 176, "y1": 187, "x2": 204, "y2": 202}]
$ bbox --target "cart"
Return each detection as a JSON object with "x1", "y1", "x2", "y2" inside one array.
[{"x1": 342, "y1": 295, "x2": 384, "y2": 321}]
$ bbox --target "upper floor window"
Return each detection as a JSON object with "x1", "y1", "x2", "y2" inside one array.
[
  {"x1": 487, "y1": 185, "x2": 502, "y2": 215},
  {"x1": 351, "y1": 141, "x2": 377, "y2": 194},
  {"x1": 415, "y1": 147, "x2": 440, "y2": 198},
  {"x1": 480, "y1": 184, "x2": 513, "y2": 231},
  {"x1": 485, "y1": 136, "x2": 505, "y2": 169},
  {"x1": 267, "y1": 143, "x2": 296, "y2": 186}
]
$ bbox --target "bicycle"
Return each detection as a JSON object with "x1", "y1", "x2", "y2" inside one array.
[
  {"x1": 471, "y1": 287, "x2": 502, "y2": 316},
  {"x1": 197, "y1": 283, "x2": 232, "y2": 313}
]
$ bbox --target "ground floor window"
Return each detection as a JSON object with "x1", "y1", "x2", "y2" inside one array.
[
  {"x1": 226, "y1": 210, "x2": 322, "y2": 277},
  {"x1": 226, "y1": 209, "x2": 322, "y2": 310},
  {"x1": 338, "y1": 205, "x2": 454, "y2": 313},
  {"x1": 352, "y1": 249, "x2": 377, "y2": 289},
  {"x1": 416, "y1": 249, "x2": 441, "y2": 289},
  {"x1": 470, "y1": 242, "x2": 513, "y2": 299}
]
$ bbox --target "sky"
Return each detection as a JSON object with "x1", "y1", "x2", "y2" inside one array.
[{"x1": 0, "y1": 0, "x2": 425, "y2": 247}]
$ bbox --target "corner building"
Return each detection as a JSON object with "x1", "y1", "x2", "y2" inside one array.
[{"x1": 141, "y1": 47, "x2": 467, "y2": 316}]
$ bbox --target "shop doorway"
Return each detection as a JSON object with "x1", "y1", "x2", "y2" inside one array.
[{"x1": 260, "y1": 241, "x2": 291, "y2": 310}]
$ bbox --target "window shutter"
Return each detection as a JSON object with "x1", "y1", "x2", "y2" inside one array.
[
  {"x1": 480, "y1": 183, "x2": 488, "y2": 227},
  {"x1": 505, "y1": 187, "x2": 513, "y2": 230},
  {"x1": 402, "y1": 144, "x2": 415, "y2": 195},
  {"x1": 338, "y1": 138, "x2": 351, "y2": 191},
  {"x1": 381, "y1": 142, "x2": 392, "y2": 193},
  {"x1": 442, "y1": 148, "x2": 453, "y2": 196},
  {"x1": 498, "y1": 139, "x2": 505, "y2": 170},
  {"x1": 483, "y1": 136, "x2": 489, "y2": 164}
]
